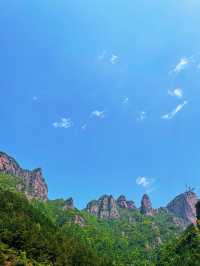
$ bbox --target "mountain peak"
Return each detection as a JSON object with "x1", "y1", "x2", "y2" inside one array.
[
  {"x1": 86, "y1": 195, "x2": 120, "y2": 219},
  {"x1": 0, "y1": 151, "x2": 48, "y2": 200},
  {"x1": 64, "y1": 197, "x2": 74, "y2": 210},
  {"x1": 117, "y1": 195, "x2": 136, "y2": 210},
  {"x1": 140, "y1": 194, "x2": 154, "y2": 216},
  {"x1": 167, "y1": 191, "x2": 198, "y2": 226}
]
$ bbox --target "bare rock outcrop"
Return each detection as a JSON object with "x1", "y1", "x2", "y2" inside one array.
[
  {"x1": 140, "y1": 194, "x2": 154, "y2": 216},
  {"x1": 167, "y1": 191, "x2": 198, "y2": 226},
  {"x1": 63, "y1": 197, "x2": 74, "y2": 210},
  {"x1": 74, "y1": 215, "x2": 85, "y2": 227},
  {"x1": 117, "y1": 195, "x2": 136, "y2": 210},
  {"x1": 86, "y1": 195, "x2": 120, "y2": 219},
  {"x1": 0, "y1": 152, "x2": 48, "y2": 200}
]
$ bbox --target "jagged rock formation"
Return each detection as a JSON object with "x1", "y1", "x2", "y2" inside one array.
[
  {"x1": 86, "y1": 195, "x2": 120, "y2": 219},
  {"x1": 127, "y1": 200, "x2": 136, "y2": 210},
  {"x1": 196, "y1": 200, "x2": 200, "y2": 220},
  {"x1": 140, "y1": 194, "x2": 154, "y2": 216},
  {"x1": 1, "y1": 151, "x2": 199, "y2": 230},
  {"x1": 63, "y1": 197, "x2": 74, "y2": 210},
  {"x1": 0, "y1": 152, "x2": 48, "y2": 200},
  {"x1": 117, "y1": 195, "x2": 136, "y2": 210},
  {"x1": 74, "y1": 215, "x2": 85, "y2": 227},
  {"x1": 86, "y1": 200, "x2": 99, "y2": 216},
  {"x1": 167, "y1": 191, "x2": 198, "y2": 226}
]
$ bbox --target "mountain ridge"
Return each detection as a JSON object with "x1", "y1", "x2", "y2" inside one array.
[
  {"x1": 0, "y1": 151, "x2": 198, "y2": 227},
  {"x1": 0, "y1": 151, "x2": 48, "y2": 200},
  {"x1": 0, "y1": 151, "x2": 199, "y2": 265}
]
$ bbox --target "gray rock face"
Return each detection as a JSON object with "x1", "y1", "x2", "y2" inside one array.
[
  {"x1": 167, "y1": 191, "x2": 198, "y2": 226},
  {"x1": 86, "y1": 195, "x2": 120, "y2": 219},
  {"x1": 127, "y1": 200, "x2": 136, "y2": 210},
  {"x1": 117, "y1": 195, "x2": 136, "y2": 210},
  {"x1": 86, "y1": 200, "x2": 99, "y2": 216},
  {"x1": 140, "y1": 194, "x2": 154, "y2": 216},
  {"x1": 117, "y1": 195, "x2": 128, "y2": 208},
  {"x1": 63, "y1": 197, "x2": 74, "y2": 210},
  {"x1": 74, "y1": 215, "x2": 85, "y2": 227},
  {"x1": 0, "y1": 152, "x2": 48, "y2": 200},
  {"x1": 196, "y1": 200, "x2": 200, "y2": 220}
]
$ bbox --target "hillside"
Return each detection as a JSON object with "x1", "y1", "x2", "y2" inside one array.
[
  {"x1": 0, "y1": 189, "x2": 112, "y2": 266},
  {"x1": 0, "y1": 152, "x2": 199, "y2": 265},
  {"x1": 156, "y1": 203, "x2": 200, "y2": 266},
  {"x1": 0, "y1": 176, "x2": 180, "y2": 266}
]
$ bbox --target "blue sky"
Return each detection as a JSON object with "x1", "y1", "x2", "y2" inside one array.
[{"x1": 1, "y1": 0, "x2": 200, "y2": 209}]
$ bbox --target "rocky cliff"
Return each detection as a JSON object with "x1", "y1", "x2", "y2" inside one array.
[
  {"x1": 140, "y1": 194, "x2": 155, "y2": 216},
  {"x1": 167, "y1": 191, "x2": 198, "y2": 226},
  {"x1": 117, "y1": 195, "x2": 136, "y2": 210},
  {"x1": 63, "y1": 197, "x2": 74, "y2": 210},
  {"x1": 0, "y1": 152, "x2": 48, "y2": 200},
  {"x1": 86, "y1": 195, "x2": 120, "y2": 219},
  {"x1": 1, "y1": 152, "x2": 199, "y2": 226}
]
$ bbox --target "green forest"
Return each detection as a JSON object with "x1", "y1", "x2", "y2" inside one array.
[{"x1": 0, "y1": 172, "x2": 200, "y2": 266}]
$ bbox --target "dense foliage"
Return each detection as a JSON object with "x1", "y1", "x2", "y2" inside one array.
[
  {"x1": 156, "y1": 219, "x2": 200, "y2": 265},
  {"x1": 31, "y1": 194, "x2": 182, "y2": 265},
  {"x1": 0, "y1": 189, "x2": 112, "y2": 266},
  {"x1": 1, "y1": 172, "x2": 197, "y2": 266}
]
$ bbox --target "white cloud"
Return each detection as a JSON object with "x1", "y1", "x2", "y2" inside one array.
[
  {"x1": 122, "y1": 97, "x2": 129, "y2": 104},
  {"x1": 81, "y1": 124, "x2": 87, "y2": 130},
  {"x1": 110, "y1": 54, "x2": 119, "y2": 65},
  {"x1": 173, "y1": 57, "x2": 189, "y2": 74},
  {"x1": 168, "y1": 88, "x2": 183, "y2": 98},
  {"x1": 136, "y1": 176, "x2": 150, "y2": 188},
  {"x1": 98, "y1": 51, "x2": 119, "y2": 64},
  {"x1": 53, "y1": 118, "x2": 73, "y2": 129},
  {"x1": 161, "y1": 101, "x2": 188, "y2": 120},
  {"x1": 91, "y1": 110, "x2": 105, "y2": 119},
  {"x1": 136, "y1": 176, "x2": 156, "y2": 193},
  {"x1": 137, "y1": 111, "x2": 147, "y2": 121}
]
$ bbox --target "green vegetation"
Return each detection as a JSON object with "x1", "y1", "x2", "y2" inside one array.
[
  {"x1": 156, "y1": 216, "x2": 200, "y2": 265},
  {"x1": 0, "y1": 172, "x2": 199, "y2": 266},
  {"x1": 0, "y1": 172, "x2": 25, "y2": 192},
  {"x1": 29, "y1": 195, "x2": 182, "y2": 265},
  {"x1": 0, "y1": 188, "x2": 112, "y2": 266}
]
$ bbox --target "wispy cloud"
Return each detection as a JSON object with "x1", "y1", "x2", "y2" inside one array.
[
  {"x1": 168, "y1": 88, "x2": 183, "y2": 99},
  {"x1": 98, "y1": 51, "x2": 119, "y2": 65},
  {"x1": 136, "y1": 176, "x2": 150, "y2": 188},
  {"x1": 161, "y1": 101, "x2": 188, "y2": 120},
  {"x1": 91, "y1": 110, "x2": 105, "y2": 119},
  {"x1": 110, "y1": 54, "x2": 119, "y2": 65},
  {"x1": 136, "y1": 176, "x2": 155, "y2": 193},
  {"x1": 137, "y1": 111, "x2": 147, "y2": 121},
  {"x1": 172, "y1": 57, "x2": 189, "y2": 74},
  {"x1": 53, "y1": 118, "x2": 73, "y2": 129},
  {"x1": 170, "y1": 54, "x2": 200, "y2": 74}
]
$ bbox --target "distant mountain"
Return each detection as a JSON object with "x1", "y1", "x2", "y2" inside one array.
[
  {"x1": 0, "y1": 151, "x2": 198, "y2": 227},
  {"x1": 0, "y1": 151, "x2": 48, "y2": 200},
  {"x1": 140, "y1": 193, "x2": 155, "y2": 216},
  {"x1": 1, "y1": 151, "x2": 198, "y2": 227},
  {"x1": 157, "y1": 202, "x2": 200, "y2": 265},
  {"x1": 86, "y1": 195, "x2": 120, "y2": 219},
  {"x1": 85, "y1": 191, "x2": 198, "y2": 228},
  {"x1": 167, "y1": 191, "x2": 198, "y2": 226},
  {"x1": 0, "y1": 151, "x2": 199, "y2": 265}
]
